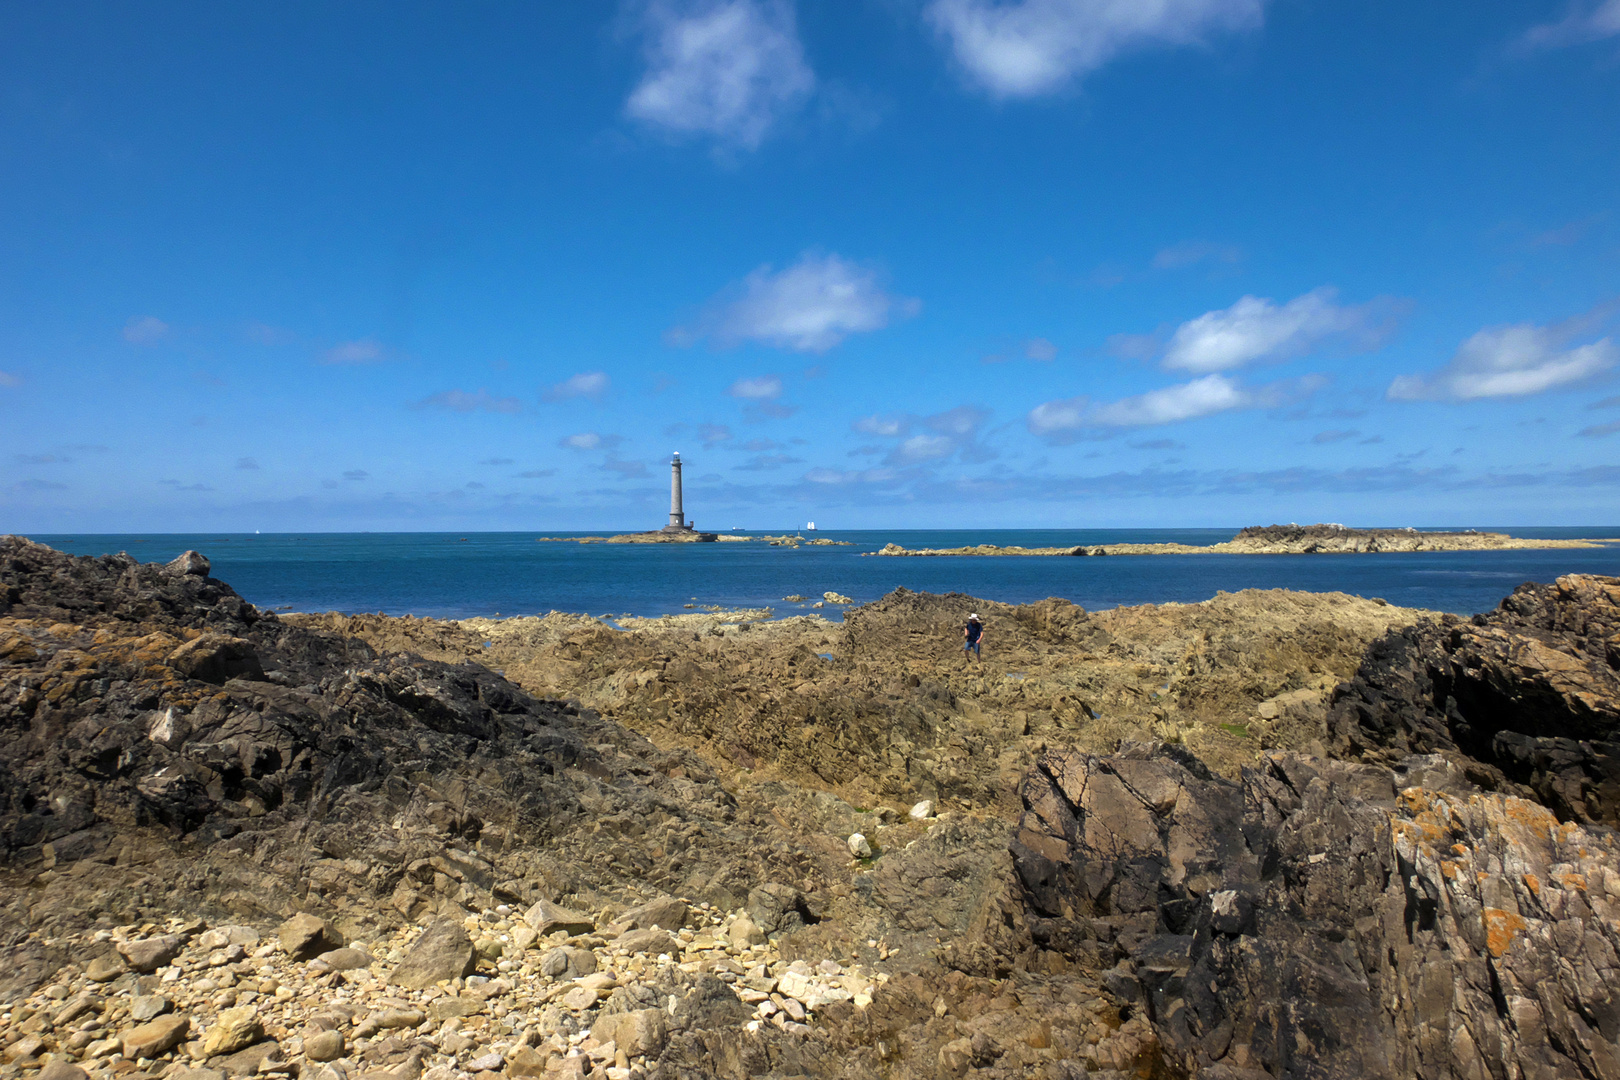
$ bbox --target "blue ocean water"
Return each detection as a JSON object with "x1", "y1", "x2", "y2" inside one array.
[{"x1": 21, "y1": 529, "x2": 1620, "y2": 621}]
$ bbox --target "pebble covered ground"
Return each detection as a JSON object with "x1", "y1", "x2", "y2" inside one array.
[{"x1": 0, "y1": 897, "x2": 890, "y2": 1080}]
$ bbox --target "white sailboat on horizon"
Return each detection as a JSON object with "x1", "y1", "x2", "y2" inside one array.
[{"x1": 806, "y1": 521, "x2": 817, "y2": 531}]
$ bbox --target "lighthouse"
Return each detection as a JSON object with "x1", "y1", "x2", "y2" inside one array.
[{"x1": 663, "y1": 452, "x2": 694, "y2": 533}]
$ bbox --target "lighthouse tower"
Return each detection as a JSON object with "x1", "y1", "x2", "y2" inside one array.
[{"x1": 663, "y1": 452, "x2": 693, "y2": 532}]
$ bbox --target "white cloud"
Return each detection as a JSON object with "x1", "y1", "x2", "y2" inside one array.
[
  {"x1": 123, "y1": 316, "x2": 170, "y2": 345},
  {"x1": 1029, "y1": 373, "x2": 1321, "y2": 435},
  {"x1": 560, "y1": 432, "x2": 626, "y2": 451},
  {"x1": 1024, "y1": 337, "x2": 1058, "y2": 361},
  {"x1": 853, "y1": 414, "x2": 908, "y2": 436},
  {"x1": 324, "y1": 339, "x2": 386, "y2": 365},
  {"x1": 543, "y1": 371, "x2": 610, "y2": 402},
  {"x1": 926, "y1": 0, "x2": 1266, "y2": 98},
  {"x1": 682, "y1": 252, "x2": 918, "y2": 352},
  {"x1": 1163, "y1": 288, "x2": 1387, "y2": 373},
  {"x1": 889, "y1": 434, "x2": 955, "y2": 464},
  {"x1": 728, "y1": 375, "x2": 783, "y2": 399},
  {"x1": 1388, "y1": 308, "x2": 1618, "y2": 401},
  {"x1": 1520, "y1": 0, "x2": 1620, "y2": 49},
  {"x1": 413, "y1": 389, "x2": 523, "y2": 414},
  {"x1": 1151, "y1": 240, "x2": 1241, "y2": 269},
  {"x1": 625, "y1": 0, "x2": 815, "y2": 150}
]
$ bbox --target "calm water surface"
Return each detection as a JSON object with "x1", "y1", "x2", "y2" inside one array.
[{"x1": 24, "y1": 528, "x2": 1620, "y2": 620}]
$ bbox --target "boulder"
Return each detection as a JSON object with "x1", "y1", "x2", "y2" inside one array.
[
  {"x1": 130, "y1": 995, "x2": 172, "y2": 1021},
  {"x1": 276, "y1": 913, "x2": 337, "y2": 960},
  {"x1": 523, "y1": 898, "x2": 594, "y2": 937},
  {"x1": 121, "y1": 1013, "x2": 190, "y2": 1059},
  {"x1": 85, "y1": 955, "x2": 125, "y2": 982},
  {"x1": 847, "y1": 833, "x2": 872, "y2": 858},
  {"x1": 592, "y1": 1008, "x2": 668, "y2": 1057},
  {"x1": 391, "y1": 917, "x2": 477, "y2": 989},
  {"x1": 745, "y1": 883, "x2": 814, "y2": 938},
  {"x1": 200, "y1": 1006, "x2": 263, "y2": 1057},
  {"x1": 167, "y1": 634, "x2": 265, "y2": 685},
  {"x1": 117, "y1": 934, "x2": 185, "y2": 973},
  {"x1": 728, "y1": 913, "x2": 766, "y2": 948},
  {"x1": 614, "y1": 896, "x2": 687, "y2": 932},
  {"x1": 38, "y1": 1062, "x2": 88, "y2": 1080},
  {"x1": 166, "y1": 551, "x2": 211, "y2": 577}
]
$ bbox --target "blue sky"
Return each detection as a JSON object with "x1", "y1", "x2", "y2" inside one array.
[{"x1": 3, "y1": 0, "x2": 1619, "y2": 532}]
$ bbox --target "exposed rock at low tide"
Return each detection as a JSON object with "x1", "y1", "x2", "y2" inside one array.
[{"x1": 3, "y1": 535, "x2": 1619, "y2": 1078}]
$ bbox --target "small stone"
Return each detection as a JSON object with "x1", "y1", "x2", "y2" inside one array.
[
  {"x1": 130, "y1": 995, "x2": 172, "y2": 1022},
  {"x1": 615, "y1": 897, "x2": 688, "y2": 932},
  {"x1": 121, "y1": 1013, "x2": 190, "y2": 1059},
  {"x1": 847, "y1": 834, "x2": 872, "y2": 858},
  {"x1": 85, "y1": 955, "x2": 125, "y2": 982},
  {"x1": 118, "y1": 934, "x2": 185, "y2": 973},
  {"x1": 277, "y1": 914, "x2": 336, "y2": 960},
  {"x1": 511, "y1": 928, "x2": 538, "y2": 952},
  {"x1": 375, "y1": 1009, "x2": 425, "y2": 1030},
  {"x1": 200, "y1": 1006, "x2": 263, "y2": 1057},
  {"x1": 314, "y1": 948, "x2": 373, "y2": 971},
  {"x1": 615, "y1": 930, "x2": 679, "y2": 956},
  {"x1": 561, "y1": 986, "x2": 599, "y2": 1011},
  {"x1": 304, "y1": 1031, "x2": 345, "y2": 1062},
  {"x1": 465, "y1": 1053, "x2": 504, "y2": 1073},
  {"x1": 909, "y1": 800, "x2": 934, "y2": 820},
  {"x1": 428, "y1": 997, "x2": 481, "y2": 1022}
]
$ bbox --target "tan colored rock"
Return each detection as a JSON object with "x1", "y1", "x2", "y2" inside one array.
[
  {"x1": 200, "y1": 1006, "x2": 263, "y2": 1057},
  {"x1": 615, "y1": 929, "x2": 678, "y2": 956},
  {"x1": 592, "y1": 1009, "x2": 667, "y2": 1057},
  {"x1": 304, "y1": 1031, "x2": 345, "y2": 1062},
  {"x1": 118, "y1": 933, "x2": 185, "y2": 973},
  {"x1": 121, "y1": 1013, "x2": 190, "y2": 1059},
  {"x1": 85, "y1": 954, "x2": 125, "y2": 982},
  {"x1": 505, "y1": 1046, "x2": 549, "y2": 1077},
  {"x1": 561, "y1": 986, "x2": 599, "y2": 1011},
  {"x1": 277, "y1": 913, "x2": 336, "y2": 960},
  {"x1": 728, "y1": 914, "x2": 766, "y2": 948},
  {"x1": 37, "y1": 1061, "x2": 88, "y2": 1080},
  {"x1": 523, "y1": 899, "x2": 594, "y2": 937},
  {"x1": 391, "y1": 918, "x2": 476, "y2": 989}
]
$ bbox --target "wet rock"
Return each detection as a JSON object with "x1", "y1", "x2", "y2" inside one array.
[
  {"x1": 391, "y1": 918, "x2": 476, "y2": 989},
  {"x1": 121, "y1": 1013, "x2": 190, "y2": 1058}
]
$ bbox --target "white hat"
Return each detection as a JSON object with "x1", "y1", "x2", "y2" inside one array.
[{"x1": 969, "y1": 613, "x2": 980, "y2": 620}]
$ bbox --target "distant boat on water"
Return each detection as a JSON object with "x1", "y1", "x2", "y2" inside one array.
[{"x1": 806, "y1": 521, "x2": 817, "y2": 531}]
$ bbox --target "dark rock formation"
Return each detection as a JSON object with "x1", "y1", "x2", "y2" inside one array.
[
  {"x1": 1328, "y1": 573, "x2": 1620, "y2": 827},
  {"x1": 1011, "y1": 741, "x2": 1620, "y2": 1079}
]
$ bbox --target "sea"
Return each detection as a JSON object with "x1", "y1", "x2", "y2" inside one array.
[{"x1": 20, "y1": 528, "x2": 1620, "y2": 622}]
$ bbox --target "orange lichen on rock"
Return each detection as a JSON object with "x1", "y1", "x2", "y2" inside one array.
[
  {"x1": 1505, "y1": 800, "x2": 1559, "y2": 831},
  {"x1": 1523, "y1": 873, "x2": 1541, "y2": 897},
  {"x1": 1559, "y1": 873, "x2": 1587, "y2": 891},
  {"x1": 1484, "y1": 908, "x2": 1529, "y2": 958}
]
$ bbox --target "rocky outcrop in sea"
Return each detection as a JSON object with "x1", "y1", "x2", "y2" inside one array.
[{"x1": 3, "y1": 534, "x2": 1618, "y2": 1079}]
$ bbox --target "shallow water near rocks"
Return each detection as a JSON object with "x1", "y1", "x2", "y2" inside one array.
[{"x1": 25, "y1": 527, "x2": 1620, "y2": 619}]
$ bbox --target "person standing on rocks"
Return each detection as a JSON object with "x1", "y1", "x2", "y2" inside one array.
[{"x1": 962, "y1": 613, "x2": 984, "y2": 662}]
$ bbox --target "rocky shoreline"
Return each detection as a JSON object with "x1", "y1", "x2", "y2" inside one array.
[
  {"x1": 4, "y1": 534, "x2": 1620, "y2": 1078},
  {"x1": 871, "y1": 522, "x2": 1617, "y2": 557}
]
